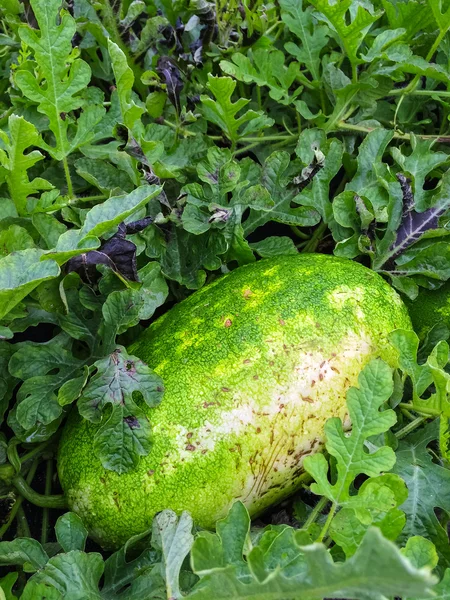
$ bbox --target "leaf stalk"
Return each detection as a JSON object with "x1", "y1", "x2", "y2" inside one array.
[{"x1": 12, "y1": 474, "x2": 67, "y2": 509}]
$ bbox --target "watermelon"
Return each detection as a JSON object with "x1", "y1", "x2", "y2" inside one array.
[
  {"x1": 57, "y1": 254, "x2": 412, "y2": 549},
  {"x1": 405, "y1": 282, "x2": 450, "y2": 339}
]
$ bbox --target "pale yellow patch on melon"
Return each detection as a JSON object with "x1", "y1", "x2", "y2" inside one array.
[
  {"x1": 175, "y1": 331, "x2": 203, "y2": 353},
  {"x1": 70, "y1": 485, "x2": 95, "y2": 516},
  {"x1": 167, "y1": 329, "x2": 374, "y2": 473},
  {"x1": 262, "y1": 265, "x2": 280, "y2": 277},
  {"x1": 228, "y1": 330, "x2": 373, "y2": 505}
]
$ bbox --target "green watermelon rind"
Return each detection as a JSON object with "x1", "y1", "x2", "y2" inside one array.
[{"x1": 57, "y1": 254, "x2": 412, "y2": 549}]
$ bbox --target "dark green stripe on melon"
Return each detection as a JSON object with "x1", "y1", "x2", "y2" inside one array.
[{"x1": 57, "y1": 254, "x2": 412, "y2": 549}]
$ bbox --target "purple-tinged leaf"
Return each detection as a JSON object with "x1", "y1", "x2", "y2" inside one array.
[
  {"x1": 66, "y1": 218, "x2": 154, "y2": 284},
  {"x1": 157, "y1": 56, "x2": 183, "y2": 115},
  {"x1": 387, "y1": 171, "x2": 450, "y2": 264}
]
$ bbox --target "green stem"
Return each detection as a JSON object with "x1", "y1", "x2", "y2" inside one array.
[
  {"x1": 389, "y1": 89, "x2": 450, "y2": 98},
  {"x1": 239, "y1": 134, "x2": 295, "y2": 142},
  {"x1": 0, "y1": 460, "x2": 38, "y2": 539},
  {"x1": 295, "y1": 73, "x2": 317, "y2": 91},
  {"x1": 395, "y1": 416, "x2": 427, "y2": 440},
  {"x1": 387, "y1": 23, "x2": 450, "y2": 122},
  {"x1": 337, "y1": 121, "x2": 450, "y2": 143},
  {"x1": 41, "y1": 459, "x2": 53, "y2": 546},
  {"x1": 72, "y1": 194, "x2": 107, "y2": 203},
  {"x1": 264, "y1": 20, "x2": 282, "y2": 37},
  {"x1": 290, "y1": 226, "x2": 311, "y2": 240},
  {"x1": 351, "y1": 62, "x2": 358, "y2": 84},
  {"x1": 207, "y1": 134, "x2": 296, "y2": 143},
  {"x1": 16, "y1": 506, "x2": 31, "y2": 539},
  {"x1": 400, "y1": 28, "x2": 450, "y2": 96},
  {"x1": 398, "y1": 402, "x2": 441, "y2": 417},
  {"x1": 19, "y1": 440, "x2": 52, "y2": 467},
  {"x1": 271, "y1": 138, "x2": 299, "y2": 151},
  {"x1": 324, "y1": 94, "x2": 358, "y2": 132},
  {"x1": 208, "y1": 133, "x2": 297, "y2": 147},
  {"x1": 256, "y1": 85, "x2": 262, "y2": 111},
  {"x1": 298, "y1": 471, "x2": 314, "y2": 488},
  {"x1": 234, "y1": 141, "x2": 263, "y2": 156},
  {"x1": 7, "y1": 440, "x2": 21, "y2": 474},
  {"x1": 12, "y1": 475, "x2": 67, "y2": 509},
  {"x1": 304, "y1": 496, "x2": 329, "y2": 529},
  {"x1": 0, "y1": 106, "x2": 14, "y2": 127},
  {"x1": 302, "y1": 221, "x2": 328, "y2": 253},
  {"x1": 317, "y1": 502, "x2": 337, "y2": 542},
  {"x1": 62, "y1": 157, "x2": 74, "y2": 199},
  {"x1": 400, "y1": 407, "x2": 417, "y2": 422},
  {"x1": 426, "y1": 27, "x2": 448, "y2": 62},
  {"x1": 162, "y1": 119, "x2": 196, "y2": 137}
]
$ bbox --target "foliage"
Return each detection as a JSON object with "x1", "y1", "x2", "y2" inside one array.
[{"x1": 1, "y1": 0, "x2": 450, "y2": 596}]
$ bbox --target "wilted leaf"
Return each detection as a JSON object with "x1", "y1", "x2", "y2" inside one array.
[{"x1": 244, "y1": 151, "x2": 321, "y2": 235}]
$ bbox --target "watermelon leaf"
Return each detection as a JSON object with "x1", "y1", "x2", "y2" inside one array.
[
  {"x1": 304, "y1": 359, "x2": 396, "y2": 519},
  {"x1": 0, "y1": 250, "x2": 60, "y2": 321},
  {"x1": 220, "y1": 49, "x2": 302, "y2": 105},
  {"x1": 308, "y1": 0, "x2": 382, "y2": 76},
  {"x1": 55, "y1": 513, "x2": 88, "y2": 553},
  {"x1": 108, "y1": 40, "x2": 145, "y2": 136},
  {"x1": 280, "y1": 0, "x2": 329, "y2": 82},
  {"x1": 77, "y1": 346, "x2": 164, "y2": 473},
  {"x1": 15, "y1": 0, "x2": 105, "y2": 194},
  {"x1": 392, "y1": 421, "x2": 450, "y2": 567},
  {"x1": 152, "y1": 510, "x2": 194, "y2": 599},
  {"x1": 200, "y1": 75, "x2": 273, "y2": 147},
  {"x1": 0, "y1": 115, "x2": 53, "y2": 216},
  {"x1": 188, "y1": 501, "x2": 436, "y2": 599}
]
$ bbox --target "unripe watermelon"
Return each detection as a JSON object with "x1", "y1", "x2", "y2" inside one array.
[
  {"x1": 57, "y1": 254, "x2": 412, "y2": 549},
  {"x1": 405, "y1": 282, "x2": 450, "y2": 339}
]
